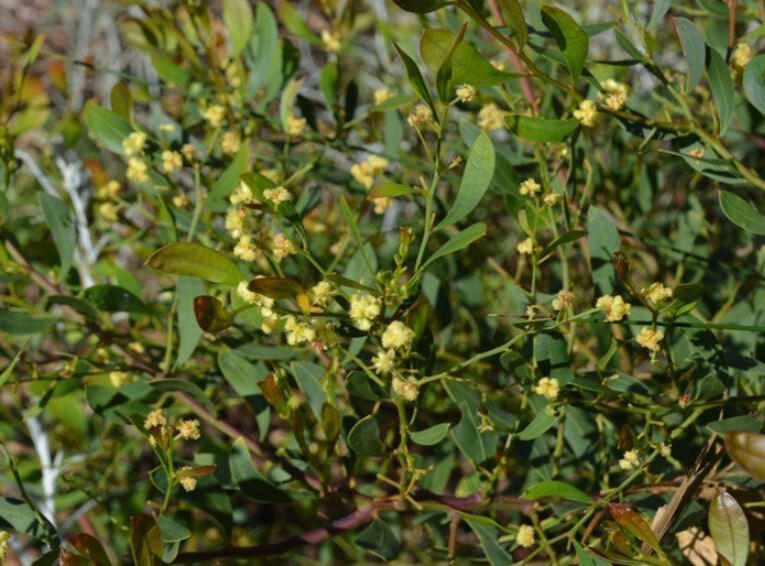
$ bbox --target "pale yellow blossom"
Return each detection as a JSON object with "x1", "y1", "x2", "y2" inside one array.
[
  {"x1": 234, "y1": 235, "x2": 258, "y2": 261},
  {"x1": 392, "y1": 375, "x2": 418, "y2": 402},
  {"x1": 516, "y1": 525, "x2": 535, "y2": 548},
  {"x1": 573, "y1": 99, "x2": 598, "y2": 127},
  {"x1": 310, "y1": 281, "x2": 333, "y2": 307},
  {"x1": 477, "y1": 102, "x2": 505, "y2": 131},
  {"x1": 641, "y1": 282, "x2": 672, "y2": 305},
  {"x1": 286, "y1": 115, "x2": 306, "y2": 135},
  {"x1": 372, "y1": 349, "x2": 396, "y2": 374},
  {"x1": 733, "y1": 43, "x2": 753, "y2": 68},
  {"x1": 551, "y1": 290, "x2": 574, "y2": 311},
  {"x1": 455, "y1": 83, "x2": 477, "y2": 103},
  {"x1": 203, "y1": 104, "x2": 225, "y2": 127},
  {"x1": 230, "y1": 181, "x2": 256, "y2": 206},
  {"x1": 596, "y1": 295, "x2": 631, "y2": 322},
  {"x1": 178, "y1": 468, "x2": 197, "y2": 492},
  {"x1": 97, "y1": 180, "x2": 121, "y2": 199},
  {"x1": 122, "y1": 131, "x2": 147, "y2": 156},
  {"x1": 284, "y1": 315, "x2": 316, "y2": 345},
  {"x1": 221, "y1": 131, "x2": 241, "y2": 155},
  {"x1": 516, "y1": 237, "x2": 534, "y2": 255},
  {"x1": 176, "y1": 419, "x2": 201, "y2": 440},
  {"x1": 519, "y1": 178, "x2": 541, "y2": 197},
  {"x1": 144, "y1": 409, "x2": 166, "y2": 430},
  {"x1": 225, "y1": 208, "x2": 245, "y2": 238},
  {"x1": 272, "y1": 233, "x2": 295, "y2": 262},
  {"x1": 98, "y1": 202, "x2": 119, "y2": 222},
  {"x1": 374, "y1": 87, "x2": 392, "y2": 105},
  {"x1": 349, "y1": 294, "x2": 381, "y2": 330},
  {"x1": 534, "y1": 377, "x2": 560, "y2": 401},
  {"x1": 619, "y1": 449, "x2": 639, "y2": 470},
  {"x1": 126, "y1": 158, "x2": 149, "y2": 183},
  {"x1": 321, "y1": 29, "x2": 341, "y2": 53},
  {"x1": 636, "y1": 326, "x2": 664, "y2": 352},
  {"x1": 263, "y1": 186, "x2": 291, "y2": 205},
  {"x1": 381, "y1": 320, "x2": 415, "y2": 350},
  {"x1": 161, "y1": 150, "x2": 183, "y2": 173},
  {"x1": 109, "y1": 371, "x2": 133, "y2": 388},
  {"x1": 407, "y1": 104, "x2": 432, "y2": 127},
  {"x1": 544, "y1": 192, "x2": 562, "y2": 206}
]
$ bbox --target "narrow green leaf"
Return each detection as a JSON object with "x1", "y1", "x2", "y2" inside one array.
[
  {"x1": 497, "y1": 0, "x2": 528, "y2": 47},
  {"x1": 209, "y1": 144, "x2": 249, "y2": 201},
  {"x1": 347, "y1": 416, "x2": 385, "y2": 456},
  {"x1": 464, "y1": 516, "x2": 512, "y2": 566},
  {"x1": 719, "y1": 191, "x2": 765, "y2": 236},
  {"x1": 146, "y1": 242, "x2": 245, "y2": 285},
  {"x1": 218, "y1": 348, "x2": 261, "y2": 396},
  {"x1": 506, "y1": 115, "x2": 579, "y2": 142},
  {"x1": 541, "y1": 5, "x2": 589, "y2": 82},
  {"x1": 110, "y1": 81, "x2": 132, "y2": 121},
  {"x1": 291, "y1": 361, "x2": 327, "y2": 419},
  {"x1": 175, "y1": 276, "x2": 205, "y2": 368},
  {"x1": 84, "y1": 104, "x2": 132, "y2": 155},
  {"x1": 392, "y1": 0, "x2": 447, "y2": 14},
  {"x1": 410, "y1": 423, "x2": 451, "y2": 446},
  {"x1": 0, "y1": 309, "x2": 57, "y2": 335},
  {"x1": 743, "y1": 54, "x2": 765, "y2": 115},
  {"x1": 586, "y1": 206, "x2": 621, "y2": 294},
  {"x1": 709, "y1": 490, "x2": 749, "y2": 566},
  {"x1": 541, "y1": 229, "x2": 586, "y2": 256},
  {"x1": 83, "y1": 284, "x2": 150, "y2": 314},
  {"x1": 522, "y1": 480, "x2": 591, "y2": 503},
  {"x1": 393, "y1": 43, "x2": 436, "y2": 116},
  {"x1": 39, "y1": 193, "x2": 75, "y2": 278},
  {"x1": 368, "y1": 182, "x2": 413, "y2": 199},
  {"x1": 707, "y1": 49, "x2": 734, "y2": 135},
  {"x1": 452, "y1": 401, "x2": 495, "y2": 464},
  {"x1": 648, "y1": 0, "x2": 672, "y2": 32},
  {"x1": 437, "y1": 132, "x2": 494, "y2": 229},
  {"x1": 675, "y1": 18, "x2": 705, "y2": 91},
  {"x1": 518, "y1": 411, "x2": 558, "y2": 440},
  {"x1": 223, "y1": 0, "x2": 254, "y2": 56},
  {"x1": 423, "y1": 222, "x2": 486, "y2": 270}
]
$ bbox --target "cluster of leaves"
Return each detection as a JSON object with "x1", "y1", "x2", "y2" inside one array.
[{"x1": 1, "y1": 0, "x2": 765, "y2": 564}]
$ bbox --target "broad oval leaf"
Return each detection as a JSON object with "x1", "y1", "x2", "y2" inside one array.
[
  {"x1": 84, "y1": 104, "x2": 132, "y2": 155},
  {"x1": 719, "y1": 191, "x2": 765, "y2": 236},
  {"x1": 522, "y1": 480, "x2": 591, "y2": 503},
  {"x1": 541, "y1": 5, "x2": 588, "y2": 82},
  {"x1": 506, "y1": 115, "x2": 579, "y2": 142},
  {"x1": 708, "y1": 490, "x2": 749, "y2": 566},
  {"x1": 223, "y1": 0, "x2": 253, "y2": 56},
  {"x1": 725, "y1": 431, "x2": 765, "y2": 480},
  {"x1": 146, "y1": 242, "x2": 245, "y2": 285},
  {"x1": 437, "y1": 131, "x2": 495, "y2": 229},
  {"x1": 743, "y1": 54, "x2": 765, "y2": 115},
  {"x1": 193, "y1": 295, "x2": 233, "y2": 332},
  {"x1": 518, "y1": 410, "x2": 558, "y2": 440},
  {"x1": 355, "y1": 519, "x2": 402, "y2": 561},
  {"x1": 348, "y1": 415, "x2": 385, "y2": 456},
  {"x1": 248, "y1": 276, "x2": 304, "y2": 299},
  {"x1": 675, "y1": 18, "x2": 705, "y2": 91},
  {"x1": 707, "y1": 49, "x2": 734, "y2": 135},
  {"x1": 410, "y1": 423, "x2": 451, "y2": 446}
]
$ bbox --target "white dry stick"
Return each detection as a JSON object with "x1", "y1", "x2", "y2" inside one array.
[
  {"x1": 24, "y1": 416, "x2": 61, "y2": 531},
  {"x1": 57, "y1": 157, "x2": 97, "y2": 288}
]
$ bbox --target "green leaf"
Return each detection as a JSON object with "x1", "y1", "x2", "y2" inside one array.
[
  {"x1": 157, "y1": 516, "x2": 191, "y2": 544},
  {"x1": 496, "y1": 0, "x2": 528, "y2": 47},
  {"x1": 229, "y1": 437, "x2": 293, "y2": 503},
  {"x1": 586, "y1": 206, "x2": 621, "y2": 294},
  {"x1": 464, "y1": 515, "x2": 512, "y2": 566},
  {"x1": 218, "y1": 348, "x2": 261, "y2": 397},
  {"x1": 223, "y1": 0, "x2": 253, "y2": 56},
  {"x1": 61, "y1": 533, "x2": 113, "y2": 566},
  {"x1": 541, "y1": 230, "x2": 587, "y2": 256},
  {"x1": 209, "y1": 144, "x2": 249, "y2": 201},
  {"x1": 420, "y1": 29, "x2": 515, "y2": 88},
  {"x1": 423, "y1": 222, "x2": 486, "y2": 270},
  {"x1": 146, "y1": 242, "x2": 245, "y2": 285},
  {"x1": 707, "y1": 414, "x2": 763, "y2": 434},
  {"x1": 410, "y1": 423, "x2": 451, "y2": 446},
  {"x1": 39, "y1": 193, "x2": 75, "y2": 278},
  {"x1": 110, "y1": 80, "x2": 132, "y2": 121},
  {"x1": 719, "y1": 191, "x2": 765, "y2": 236},
  {"x1": 83, "y1": 284, "x2": 150, "y2": 314},
  {"x1": 522, "y1": 480, "x2": 591, "y2": 503},
  {"x1": 249, "y1": 2, "x2": 278, "y2": 95},
  {"x1": 355, "y1": 520, "x2": 402, "y2": 560},
  {"x1": 724, "y1": 432, "x2": 765, "y2": 480},
  {"x1": 279, "y1": 77, "x2": 304, "y2": 133},
  {"x1": 150, "y1": 55, "x2": 191, "y2": 86},
  {"x1": 506, "y1": 115, "x2": 579, "y2": 142},
  {"x1": 175, "y1": 276, "x2": 204, "y2": 367},
  {"x1": 648, "y1": 0, "x2": 672, "y2": 32},
  {"x1": 392, "y1": 0, "x2": 447, "y2": 14},
  {"x1": 347, "y1": 415, "x2": 385, "y2": 457},
  {"x1": 393, "y1": 43, "x2": 436, "y2": 117},
  {"x1": 437, "y1": 132, "x2": 494, "y2": 229},
  {"x1": 291, "y1": 361, "x2": 327, "y2": 419},
  {"x1": 0, "y1": 308, "x2": 56, "y2": 335},
  {"x1": 0, "y1": 497, "x2": 38, "y2": 533},
  {"x1": 676, "y1": 18, "x2": 706, "y2": 90},
  {"x1": 707, "y1": 49, "x2": 734, "y2": 135},
  {"x1": 319, "y1": 62, "x2": 338, "y2": 109},
  {"x1": 708, "y1": 490, "x2": 749, "y2": 566},
  {"x1": 452, "y1": 401, "x2": 496, "y2": 464},
  {"x1": 541, "y1": 5, "x2": 589, "y2": 82},
  {"x1": 84, "y1": 104, "x2": 132, "y2": 155},
  {"x1": 743, "y1": 54, "x2": 765, "y2": 115},
  {"x1": 518, "y1": 411, "x2": 558, "y2": 440},
  {"x1": 150, "y1": 379, "x2": 216, "y2": 414},
  {"x1": 368, "y1": 182, "x2": 413, "y2": 199},
  {"x1": 275, "y1": 0, "x2": 319, "y2": 43}
]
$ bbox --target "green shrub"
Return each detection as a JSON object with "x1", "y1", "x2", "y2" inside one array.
[{"x1": 1, "y1": 0, "x2": 765, "y2": 563}]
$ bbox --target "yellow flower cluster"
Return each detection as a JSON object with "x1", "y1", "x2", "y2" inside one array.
[
  {"x1": 176, "y1": 419, "x2": 201, "y2": 440},
  {"x1": 222, "y1": 131, "x2": 241, "y2": 155},
  {"x1": 641, "y1": 282, "x2": 672, "y2": 306},
  {"x1": 236, "y1": 280, "x2": 274, "y2": 316},
  {"x1": 284, "y1": 316, "x2": 316, "y2": 345},
  {"x1": 516, "y1": 524, "x2": 535, "y2": 548},
  {"x1": 636, "y1": 326, "x2": 664, "y2": 352},
  {"x1": 263, "y1": 186, "x2": 292, "y2": 205},
  {"x1": 350, "y1": 155, "x2": 389, "y2": 189},
  {"x1": 733, "y1": 43, "x2": 753, "y2": 68},
  {"x1": 374, "y1": 87, "x2": 392, "y2": 106},
  {"x1": 477, "y1": 102, "x2": 505, "y2": 131},
  {"x1": 126, "y1": 158, "x2": 149, "y2": 183},
  {"x1": 109, "y1": 370, "x2": 134, "y2": 388},
  {"x1": 349, "y1": 294, "x2": 381, "y2": 330},
  {"x1": 97, "y1": 179, "x2": 121, "y2": 199},
  {"x1": 573, "y1": 99, "x2": 598, "y2": 127},
  {"x1": 407, "y1": 104, "x2": 433, "y2": 128},
  {"x1": 144, "y1": 409, "x2": 166, "y2": 430},
  {"x1": 122, "y1": 131, "x2": 147, "y2": 156},
  {"x1": 230, "y1": 181, "x2": 257, "y2": 206},
  {"x1": 516, "y1": 237, "x2": 534, "y2": 255},
  {"x1": 321, "y1": 29, "x2": 341, "y2": 53},
  {"x1": 543, "y1": 192, "x2": 561, "y2": 206},
  {"x1": 381, "y1": 320, "x2": 414, "y2": 350},
  {"x1": 225, "y1": 208, "x2": 246, "y2": 238},
  {"x1": 551, "y1": 290, "x2": 574, "y2": 311},
  {"x1": 234, "y1": 235, "x2": 258, "y2": 261},
  {"x1": 98, "y1": 202, "x2": 120, "y2": 222},
  {"x1": 519, "y1": 177, "x2": 541, "y2": 197},
  {"x1": 161, "y1": 150, "x2": 182, "y2": 173},
  {"x1": 0, "y1": 531, "x2": 10, "y2": 562},
  {"x1": 534, "y1": 377, "x2": 560, "y2": 400},
  {"x1": 619, "y1": 449, "x2": 639, "y2": 470},
  {"x1": 601, "y1": 79, "x2": 629, "y2": 111},
  {"x1": 455, "y1": 83, "x2": 477, "y2": 103},
  {"x1": 203, "y1": 104, "x2": 225, "y2": 127},
  {"x1": 271, "y1": 233, "x2": 295, "y2": 262},
  {"x1": 310, "y1": 280, "x2": 333, "y2": 307},
  {"x1": 596, "y1": 295, "x2": 631, "y2": 321},
  {"x1": 372, "y1": 349, "x2": 396, "y2": 374},
  {"x1": 177, "y1": 467, "x2": 197, "y2": 492},
  {"x1": 287, "y1": 115, "x2": 307, "y2": 135},
  {"x1": 392, "y1": 375, "x2": 419, "y2": 402}
]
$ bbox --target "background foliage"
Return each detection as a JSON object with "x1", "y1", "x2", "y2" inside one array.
[{"x1": 1, "y1": 0, "x2": 765, "y2": 564}]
